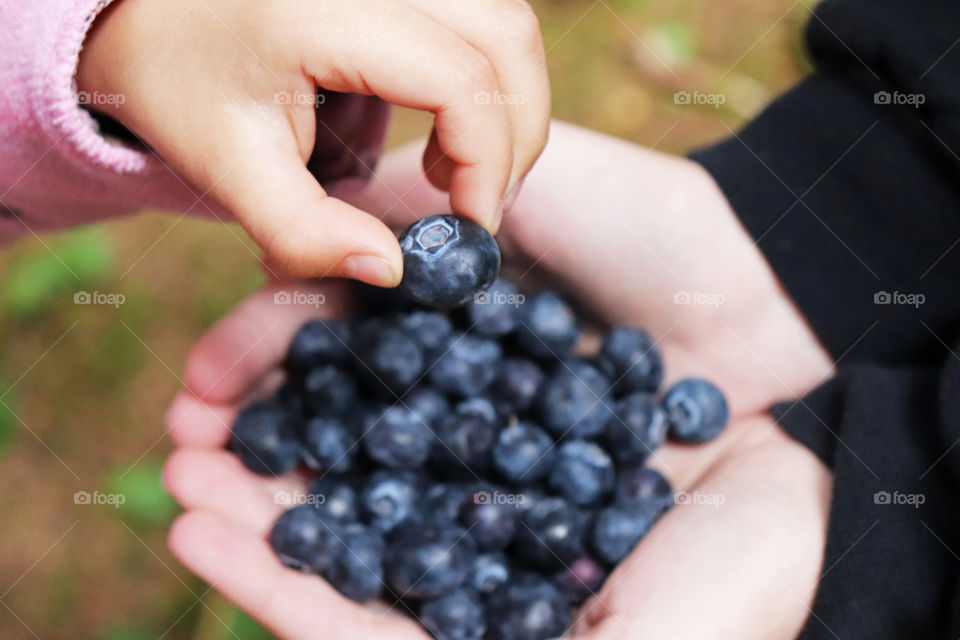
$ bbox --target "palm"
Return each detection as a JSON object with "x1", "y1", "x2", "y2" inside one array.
[{"x1": 164, "y1": 124, "x2": 833, "y2": 639}]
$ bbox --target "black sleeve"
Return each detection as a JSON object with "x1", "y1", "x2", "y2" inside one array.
[
  {"x1": 688, "y1": 0, "x2": 960, "y2": 637},
  {"x1": 690, "y1": 0, "x2": 960, "y2": 366}
]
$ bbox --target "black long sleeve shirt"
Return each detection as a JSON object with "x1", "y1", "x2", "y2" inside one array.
[{"x1": 691, "y1": 0, "x2": 960, "y2": 637}]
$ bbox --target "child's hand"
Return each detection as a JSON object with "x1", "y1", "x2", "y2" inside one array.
[{"x1": 77, "y1": 0, "x2": 549, "y2": 285}]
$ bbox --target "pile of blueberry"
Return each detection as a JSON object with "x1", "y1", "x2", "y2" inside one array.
[{"x1": 229, "y1": 215, "x2": 728, "y2": 640}]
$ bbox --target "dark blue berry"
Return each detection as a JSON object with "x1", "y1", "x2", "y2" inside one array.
[
  {"x1": 615, "y1": 465, "x2": 674, "y2": 515},
  {"x1": 308, "y1": 476, "x2": 360, "y2": 522},
  {"x1": 538, "y1": 359, "x2": 614, "y2": 439},
  {"x1": 486, "y1": 573, "x2": 569, "y2": 640},
  {"x1": 423, "y1": 482, "x2": 479, "y2": 526},
  {"x1": 592, "y1": 501, "x2": 660, "y2": 564},
  {"x1": 384, "y1": 523, "x2": 475, "y2": 599},
  {"x1": 429, "y1": 333, "x2": 502, "y2": 397},
  {"x1": 324, "y1": 522, "x2": 385, "y2": 602},
  {"x1": 548, "y1": 440, "x2": 614, "y2": 506},
  {"x1": 353, "y1": 322, "x2": 425, "y2": 394},
  {"x1": 399, "y1": 214, "x2": 501, "y2": 309},
  {"x1": 514, "y1": 497, "x2": 589, "y2": 569},
  {"x1": 268, "y1": 505, "x2": 341, "y2": 572},
  {"x1": 361, "y1": 469, "x2": 422, "y2": 532},
  {"x1": 454, "y1": 396, "x2": 500, "y2": 425},
  {"x1": 492, "y1": 422, "x2": 555, "y2": 484},
  {"x1": 302, "y1": 365, "x2": 357, "y2": 415},
  {"x1": 604, "y1": 392, "x2": 668, "y2": 463},
  {"x1": 402, "y1": 311, "x2": 454, "y2": 361},
  {"x1": 465, "y1": 277, "x2": 521, "y2": 336},
  {"x1": 598, "y1": 327, "x2": 663, "y2": 394},
  {"x1": 404, "y1": 386, "x2": 451, "y2": 428},
  {"x1": 663, "y1": 378, "x2": 729, "y2": 443},
  {"x1": 492, "y1": 358, "x2": 544, "y2": 413},
  {"x1": 301, "y1": 415, "x2": 356, "y2": 473},
  {"x1": 515, "y1": 291, "x2": 580, "y2": 359},
  {"x1": 231, "y1": 401, "x2": 301, "y2": 475},
  {"x1": 363, "y1": 405, "x2": 432, "y2": 469},
  {"x1": 431, "y1": 407, "x2": 497, "y2": 477},
  {"x1": 285, "y1": 318, "x2": 351, "y2": 371},
  {"x1": 551, "y1": 555, "x2": 607, "y2": 605},
  {"x1": 274, "y1": 379, "x2": 306, "y2": 418},
  {"x1": 469, "y1": 552, "x2": 510, "y2": 594},
  {"x1": 420, "y1": 588, "x2": 487, "y2": 640},
  {"x1": 458, "y1": 493, "x2": 519, "y2": 550}
]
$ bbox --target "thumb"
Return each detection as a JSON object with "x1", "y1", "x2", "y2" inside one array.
[{"x1": 203, "y1": 133, "x2": 403, "y2": 286}]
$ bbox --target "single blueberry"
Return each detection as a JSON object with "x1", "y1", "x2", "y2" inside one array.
[
  {"x1": 465, "y1": 277, "x2": 521, "y2": 336},
  {"x1": 492, "y1": 421, "x2": 555, "y2": 484},
  {"x1": 420, "y1": 587, "x2": 487, "y2": 640},
  {"x1": 302, "y1": 364, "x2": 357, "y2": 415},
  {"x1": 663, "y1": 378, "x2": 729, "y2": 443},
  {"x1": 361, "y1": 469, "x2": 423, "y2": 532},
  {"x1": 402, "y1": 310, "x2": 454, "y2": 362},
  {"x1": 268, "y1": 505, "x2": 341, "y2": 572},
  {"x1": 431, "y1": 409, "x2": 497, "y2": 477},
  {"x1": 404, "y1": 386, "x2": 451, "y2": 428},
  {"x1": 423, "y1": 482, "x2": 480, "y2": 526},
  {"x1": 399, "y1": 214, "x2": 501, "y2": 309},
  {"x1": 352, "y1": 321, "x2": 425, "y2": 394},
  {"x1": 515, "y1": 291, "x2": 580, "y2": 359},
  {"x1": 308, "y1": 476, "x2": 360, "y2": 522},
  {"x1": 592, "y1": 501, "x2": 660, "y2": 564},
  {"x1": 492, "y1": 358, "x2": 544, "y2": 414},
  {"x1": 301, "y1": 415, "x2": 356, "y2": 473},
  {"x1": 363, "y1": 405, "x2": 432, "y2": 469},
  {"x1": 274, "y1": 379, "x2": 306, "y2": 419},
  {"x1": 469, "y1": 552, "x2": 510, "y2": 594},
  {"x1": 458, "y1": 493, "x2": 519, "y2": 550},
  {"x1": 548, "y1": 440, "x2": 615, "y2": 506},
  {"x1": 454, "y1": 396, "x2": 501, "y2": 426},
  {"x1": 514, "y1": 497, "x2": 590, "y2": 570},
  {"x1": 230, "y1": 400, "x2": 301, "y2": 475},
  {"x1": 598, "y1": 327, "x2": 663, "y2": 394},
  {"x1": 384, "y1": 523, "x2": 476, "y2": 599},
  {"x1": 324, "y1": 522, "x2": 385, "y2": 602},
  {"x1": 429, "y1": 333, "x2": 502, "y2": 397},
  {"x1": 486, "y1": 573, "x2": 570, "y2": 640},
  {"x1": 537, "y1": 359, "x2": 615, "y2": 439},
  {"x1": 604, "y1": 392, "x2": 668, "y2": 463},
  {"x1": 615, "y1": 465, "x2": 674, "y2": 515},
  {"x1": 285, "y1": 318, "x2": 351, "y2": 371},
  {"x1": 551, "y1": 555, "x2": 607, "y2": 605}
]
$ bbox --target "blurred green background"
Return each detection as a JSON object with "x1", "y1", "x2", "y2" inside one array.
[{"x1": 0, "y1": 0, "x2": 809, "y2": 637}]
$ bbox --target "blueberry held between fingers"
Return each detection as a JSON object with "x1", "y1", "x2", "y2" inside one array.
[
  {"x1": 486, "y1": 573, "x2": 570, "y2": 640},
  {"x1": 598, "y1": 327, "x2": 663, "y2": 394},
  {"x1": 420, "y1": 587, "x2": 487, "y2": 640},
  {"x1": 268, "y1": 505, "x2": 341, "y2": 573},
  {"x1": 230, "y1": 400, "x2": 301, "y2": 475},
  {"x1": 399, "y1": 214, "x2": 501, "y2": 309},
  {"x1": 663, "y1": 377, "x2": 729, "y2": 443},
  {"x1": 548, "y1": 440, "x2": 615, "y2": 506},
  {"x1": 605, "y1": 392, "x2": 668, "y2": 463}
]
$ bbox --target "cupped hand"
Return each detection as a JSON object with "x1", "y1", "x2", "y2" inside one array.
[
  {"x1": 78, "y1": 0, "x2": 549, "y2": 283},
  {"x1": 163, "y1": 123, "x2": 836, "y2": 638}
]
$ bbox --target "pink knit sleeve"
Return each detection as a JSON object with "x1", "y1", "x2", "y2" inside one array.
[{"x1": 0, "y1": 0, "x2": 390, "y2": 240}]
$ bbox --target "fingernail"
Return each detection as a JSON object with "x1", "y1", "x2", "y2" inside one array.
[
  {"x1": 496, "y1": 178, "x2": 526, "y2": 230},
  {"x1": 339, "y1": 254, "x2": 398, "y2": 287}
]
